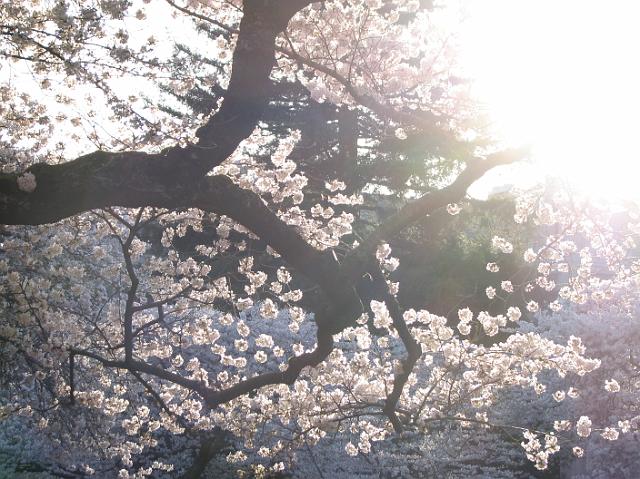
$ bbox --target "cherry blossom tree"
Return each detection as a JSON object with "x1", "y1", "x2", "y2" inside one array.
[{"x1": 1, "y1": 1, "x2": 639, "y2": 477}]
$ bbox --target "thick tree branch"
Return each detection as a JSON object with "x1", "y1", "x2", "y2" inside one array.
[
  {"x1": 184, "y1": 0, "x2": 315, "y2": 175},
  {"x1": 0, "y1": 0, "x2": 316, "y2": 222},
  {"x1": 180, "y1": 432, "x2": 228, "y2": 479},
  {"x1": 70, "y1": 348, "x2": 211, "y2": 397},
  {"x1": 2, "y1": 145, "x2": 523, "y2": 408},
  {"x1": 60, "y1": 146, "x2": 517, "y2": 414},
  {"x1": 204, "y1": 328, "x2": 334, "y2": 407},
  {"x1": 343, "y1": 147, "x2": 529, "y2": 279},
  {"x1": 121, "y1": 209, "x2": 144, "y2": 362},
  {"x1": 369, "y1": 268, "x2": 421, "y2": 432},
  {"x1": 73, "y1": 327, "x2": 334, "y2": 413}
]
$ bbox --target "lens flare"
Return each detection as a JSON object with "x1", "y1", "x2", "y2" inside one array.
[{"x1": 459, "y1": 0, "x2": 640, "y2": 199}]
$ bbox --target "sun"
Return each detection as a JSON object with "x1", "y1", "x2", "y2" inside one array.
[{"x1": 458, "y1": 0, "x2": 640, "y2": 200}]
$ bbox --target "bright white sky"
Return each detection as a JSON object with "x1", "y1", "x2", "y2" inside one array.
[{"x1": 458, "y1": 0, "x2": 640, "y2": 200}]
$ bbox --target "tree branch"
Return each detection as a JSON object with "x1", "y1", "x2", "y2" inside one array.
[
  {"x1": 204, "y1": 328, "x2": 334, "y2": 407},
  {"x1": 70, "y1": 348, "x2": 211, "y2": 397},
  {"x1": 0, "y1": 0, "x2": 316, "y2": 222},
  {"x1": 369, "y1": 268, "x2": 421, "y2": 432},
  {"x1": 343, "y1": 147, "x2": 529, "y2": 279}
]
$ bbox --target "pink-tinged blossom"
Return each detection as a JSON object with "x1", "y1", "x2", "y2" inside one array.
[
  {"x1": 501, "y1": 280, "x2": 514, "y2": 293},
  {"x1": 507, "y1": 306, "x2": 521, "y2": 322},
  {"x1": 486, "y1": 262, "x2": 500, "y2": 272},
  {"x1": 394, "y1": 127, "x2": 407, "y2": 140},
  {"x1": 446, "y1": 203, "x2": 461, "y2": 215},
  {"x1": 576, "y1": 416, "x2": 592, "y2": 437},
  {"x1": 604, "y1": 378, "x2": 620, "y2": 392},
  {"x1": 526, "y1": 301, "x2": 539, "y2": 313},
  {"x1": 486, "y1": 286, "x2": 496, "y2": 299},
  {"x1": 491, "y1": 236, "x2": 514, "y2": 254}
]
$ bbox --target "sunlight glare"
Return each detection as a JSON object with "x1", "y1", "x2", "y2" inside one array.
[{"x1": 459, "y1": 0, "x2": 640, "y2": 199}]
